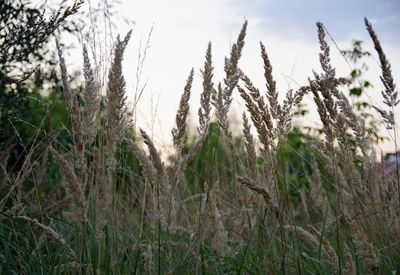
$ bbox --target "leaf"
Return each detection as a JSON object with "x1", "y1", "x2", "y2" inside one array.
[{"x1": 349, "y1": 87, "x2": 362, "y2": 96}]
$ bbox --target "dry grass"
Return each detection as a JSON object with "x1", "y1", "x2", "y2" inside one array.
[{"x1": 1, "y1": 17, "x2": 399, "y2": 274}]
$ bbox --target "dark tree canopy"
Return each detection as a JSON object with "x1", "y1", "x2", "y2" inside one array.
[
  {"x1": 0, "y1": 0, "x2": 82, "y2": 140},
  {"x1": 0, "y1": 0, "x2": 82, "y2": 72}
]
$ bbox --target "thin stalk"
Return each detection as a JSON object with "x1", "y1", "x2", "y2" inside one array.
[{"x1": 392, "y1": 106, "x2": 400, "y2": 205}]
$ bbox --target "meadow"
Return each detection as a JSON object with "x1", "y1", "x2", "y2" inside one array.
[{"x1": 0, "y1": 1, "x2": 399, "y2": 274}]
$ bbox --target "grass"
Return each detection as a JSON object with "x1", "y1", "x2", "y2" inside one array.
[{"x1": 0, "y1": 15, "x2": 399, "y2": 274}]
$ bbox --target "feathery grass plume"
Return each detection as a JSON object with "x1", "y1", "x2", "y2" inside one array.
[
  {"x1": 335, "y1": 114, "x2": 350, "y2": 150},
  {"x1": 310, "y1": 157, "x2": 327, "y2": 209},
  {"x1": 310, "y1": 227, "x2": 339, "y2": 265},
  {"x1": 106, "y1": 30, "x2": 132, "y2": 159},
  {"x1": 129, "y1": 162, "x2": 156, "y2": 230},
  {"x1": 93, "y1": 147, "x2": 109, "y2": 240},
  {"x1": 128, "y1": 141, "x2": 157, "y2": 182},
  {"x1": 316, "y1": 23, "x2": 369, "y2": 155},
  {"x1": 223, "y1": 20, "x2": 247, "y2": 106},
  {"x1": 315, "y1": 23, "x2": 373, "y2": 195},
  {"x1": 238, "y1": 176, "x2": 278, "y2": 216},
  {"x1": 213, "y1": 20, "x2": 247, "y2": 143},
  {"x1": 310, "y1": 80, "x2": 335, "y2": 149},
  {"x1": 238, "y1": 85, "x2": 271, "y2": 153},
  {"x1": 140, "y1": 128, "x2": 167, "y2": 182},
  {"x1": 242, "y1": 113, "x2": 257, "y2": 179},
  {"x1": 336, "y1": 141, "x2": 364, "y2": 192},
  {"x1": 316, "y1": 23, "x2": 335, "y2": 80},
  {"x1": 312, "y1": 23, "x2": 338, "y2": 124},
  {"x1": 56, "y1": 39, "x2": 73, "y2": 111},
  {"x1": 241, "y1": 73, "x2": 275, "y2": 141},
  {"x1": 341, "y1": 245, "x2": 356, "y2": 275},
  {"x1": 374, "y1": 103, "x2": 396, "y2": 128},
  {"x1": 335, "y1": 90, "x2": 370, "y2": 156},
  {"x1": 139, "y1": 128, "x2": 168, "y2": 188},
  {"x1": 17, "y1": 215, "x2": 67, "y2": 245},
  {"x1": 311, "y1": 56, "x2": 336, "y2": 135},
  {"x1": 82, "y1": 44, "x2": 98, "y2": 146},
  {"x1": 172, "y1": 68, "x2": 194, "y2": 155},
  {"x1": 278, "y1": 87, "x2": 308, "y2": 137},
  {"x1": 50, "y1": 148, "x2": 86, "y2": 224},
  {"x1": 241, "y1": 113, "x2": 260, "y2": 211},
  {"x1": 198, "y1": 42, "x2": 214, "y2": 137},
  {"x1": 365, "y1": 17, "x2": 400, "y2": 201},
  {"x1": 101, "y1": 30, "x2": 132, "y2": 225},
  {"x1": 205, "y1": 181, "x2": 229, "y2": 255},
  {"x1": 316, "y1": 147, "x2": 348, "y2": 193},
  {"x1": 260, "y1": 42, "x2": 279, "y2": 120},
  {"x1": 17, "y1": 215, "x2": 78, "y2": 261},
  {"x1": 350, "y1": 221, "x2": 380, "y2": 273},
  {"x1": 10, "y1": 130, "x2": 60, "y2": 197},
  {"x1": 316, "y1": 146, "x2": 352, "y2": 217},
  {"x1": 177, "y1": 193, "x2": 206, "y2": 227},
  {"x1": 142, "y1": 244, "x2": 155, "y2": 274},
  {"x1": 3, "y1": 203, "x2": 23, "y2": 216},
  {"x1": 170, "y1": 46, "x2": 214, "y2": 181},
  {"x1": 201, "y1": 162, "x2": 229, "y2": 255},
  {"x1": 139, "y1": 128, "x2": 172, "y2": 226},
  {"x1": 284, "y1": 225, "x2": 338, "y2": 264},
  {"x1": 364, "y1": 17, "x2": 398, "y2": 124},
  {"x1": 212, "y1": 83, "x2": 230, "y2": 138},
  {"x1": 243, "y1": 44, "x2": 308, "y2": 143},
  {"x1": 176, "y1": 44, "x2": 214, "y2": 172},
  {"x1": 315, "y1": 23, "x2": 363, "y2": 151},
  {"x1": 56, "y1": 40, "x2": 84, "y2": 165}
]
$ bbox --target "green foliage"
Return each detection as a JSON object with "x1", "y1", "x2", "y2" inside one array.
[
  {"x1": 0, "y1": 0, "x2": 80, "y2": 145},
  {"x1": 0, "y1": 214, "x2": 71, "y2": 274},
  {"x1": 278, "y1": 127, "x2": 314, "y2": 188},
  {"x1": 342, "y1": 39, "x2": 385, "y2": 143},
  {"x1": 183, "y1": 122, "x2": 235, "y2": 192}
]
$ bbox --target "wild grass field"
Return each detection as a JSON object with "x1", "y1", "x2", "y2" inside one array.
[{"x1": 0, "y1": 1, "x2": 399, "y2": 274}]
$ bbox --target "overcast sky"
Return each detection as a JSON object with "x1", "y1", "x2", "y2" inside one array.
[{"x1": 61, "y1": 0, "x2": 400, "y2": 153}]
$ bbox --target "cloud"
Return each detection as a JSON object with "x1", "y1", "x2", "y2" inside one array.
[{"x1": 239, "y1": 0, "x2": 400, "y2": 42}]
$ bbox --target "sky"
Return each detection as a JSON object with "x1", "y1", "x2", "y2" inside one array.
[{"x1": 54, "y1": 0, "x2": 400, "y2": 154}]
